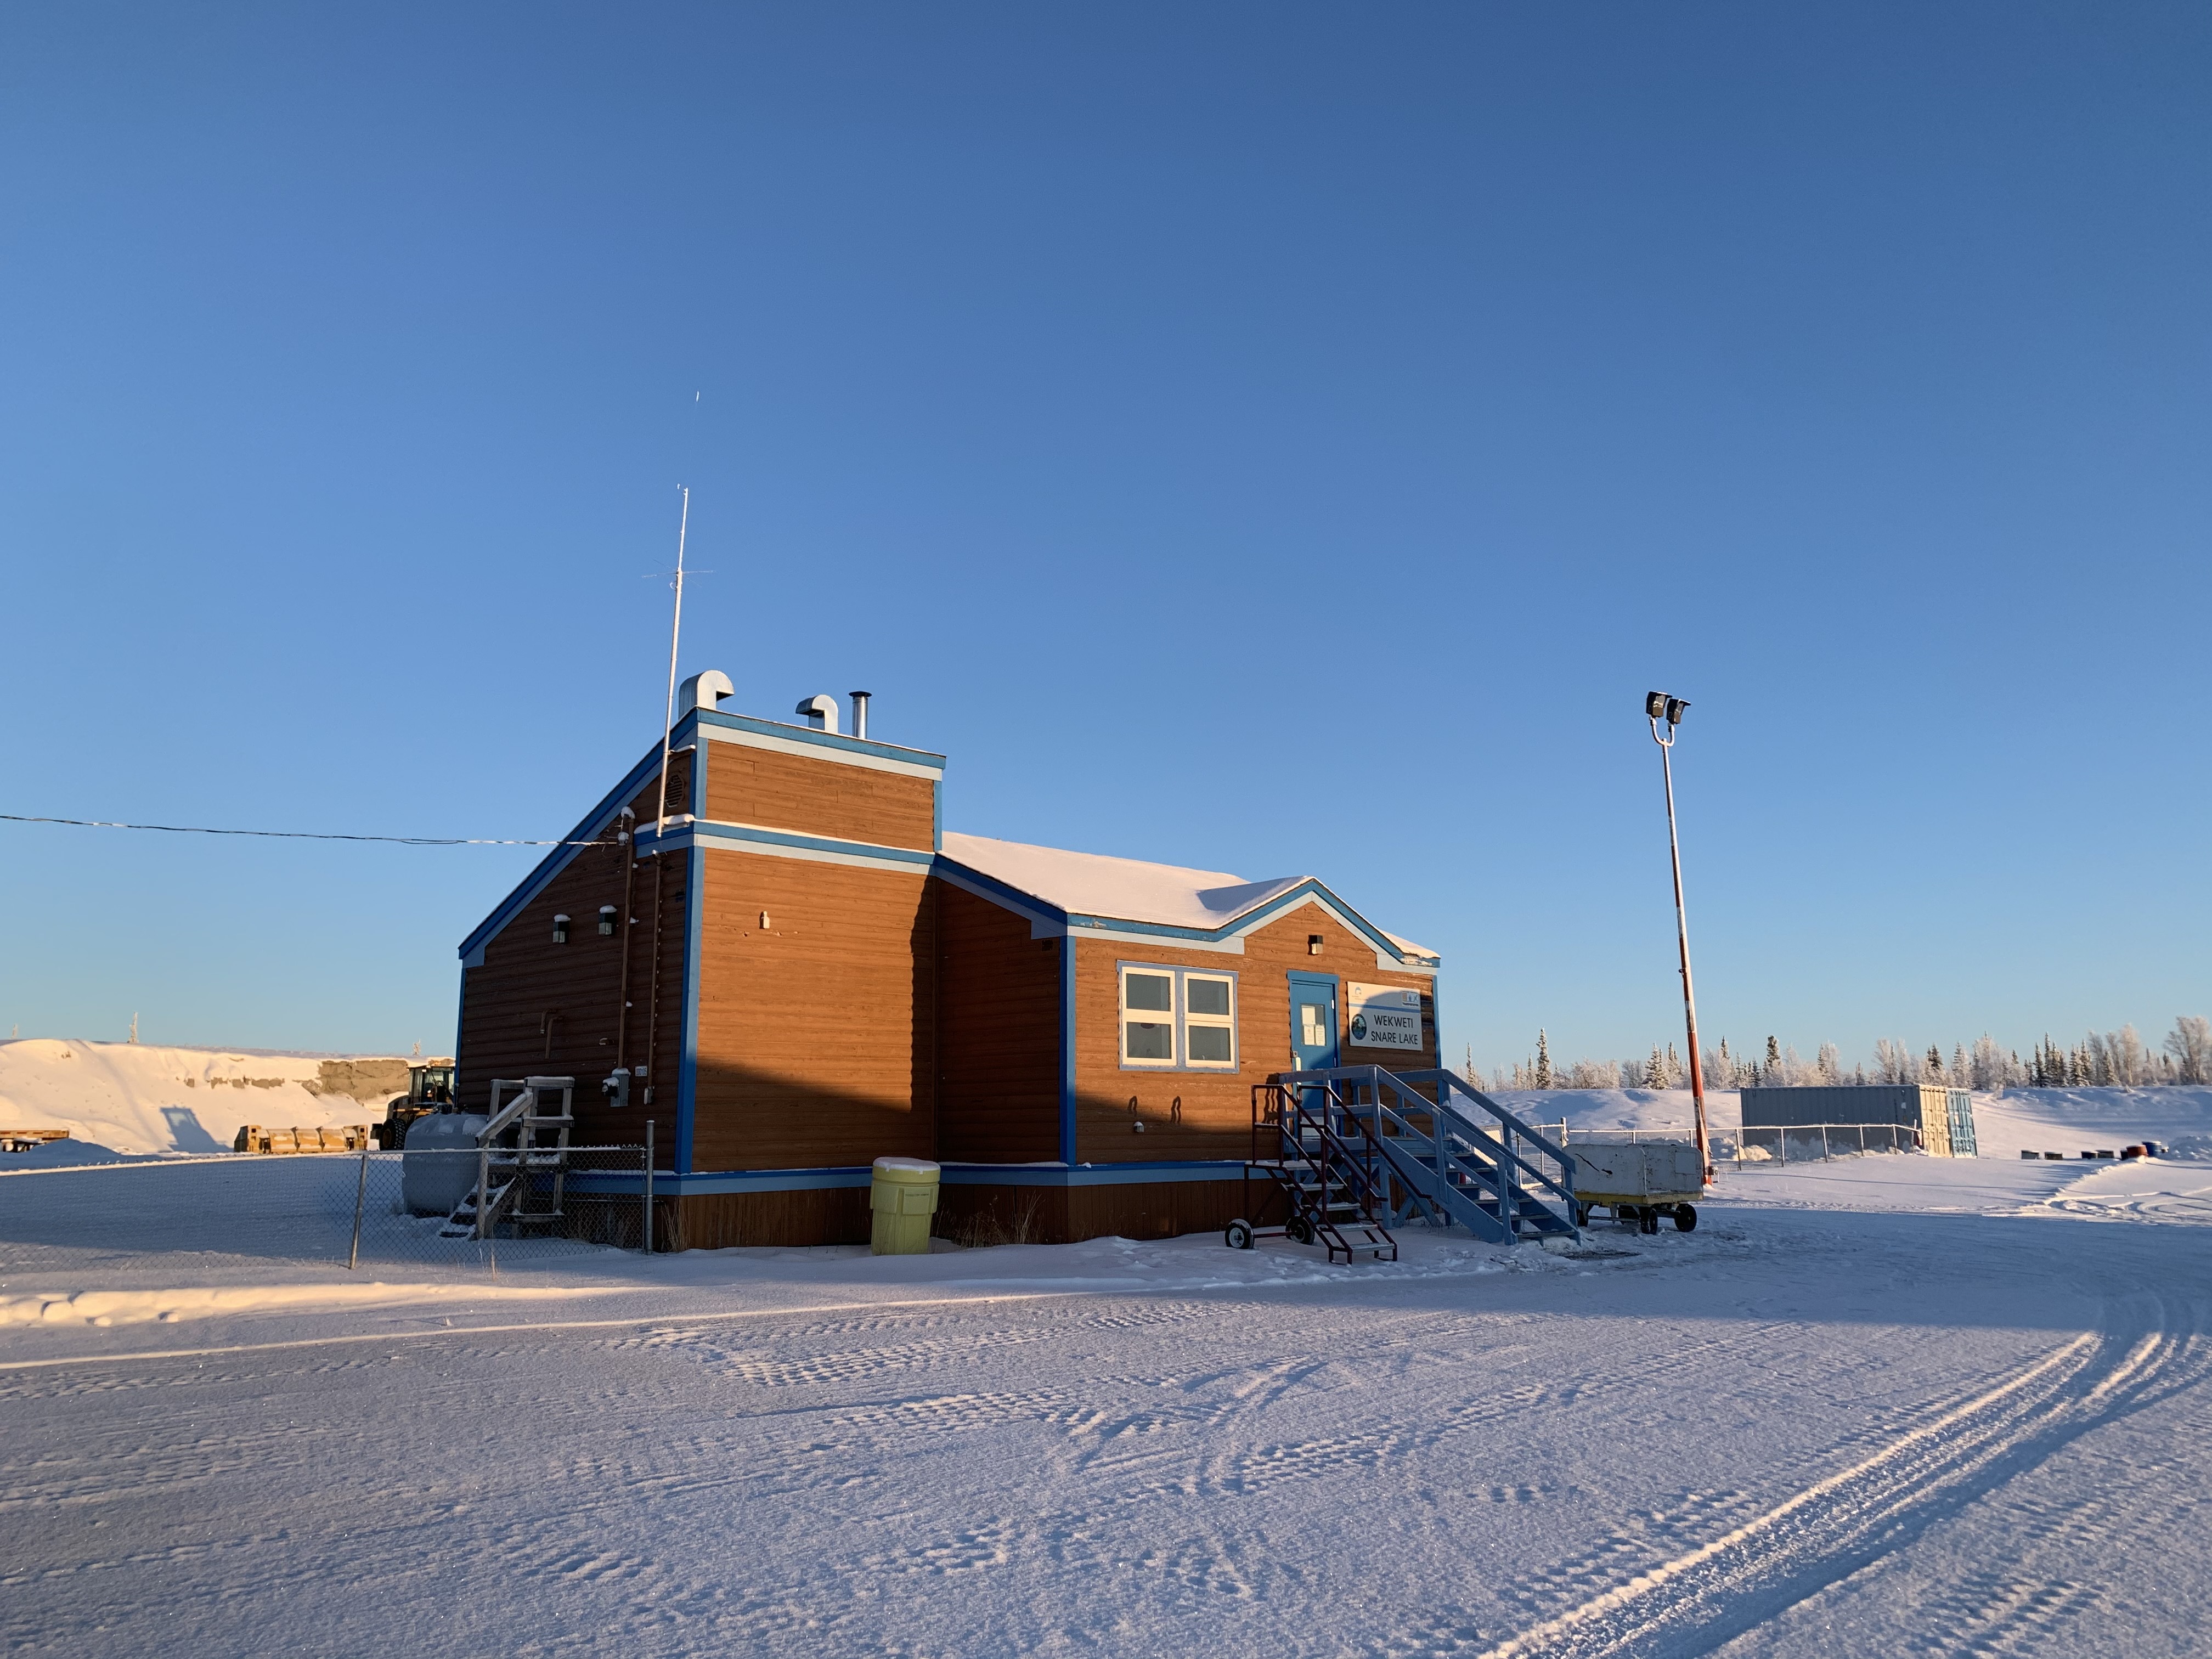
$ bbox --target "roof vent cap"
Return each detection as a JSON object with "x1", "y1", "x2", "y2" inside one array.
[
  {"x1": 678, "y1": 670, "x2": 735, "y2": 718},
  {"x1": 794, "y1": 694, "x2": 839, "y2": 735}
]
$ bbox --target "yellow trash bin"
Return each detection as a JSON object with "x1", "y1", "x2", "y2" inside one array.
[{"x1": 870, "y1": 1157, "x2": 941, "y2": 1255}]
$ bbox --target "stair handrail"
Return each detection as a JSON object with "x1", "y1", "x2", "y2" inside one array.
[
  {"x1": 1419, "y1": 1071, "x2": 1579, "y2": 1211},
  {"x1": 480, "y1": 1081, "x2": 538, "y2": 1143},
  {"x1": 1255, "y1": 1075, "x2": 1394, "y2": 1226},
  {"x1": 1288, "y1": 1065, "x2": 1495, "y2": 1226},
  {"x1": 1290, "y1": 1064, "x2": 1579, "y2": 1223}
]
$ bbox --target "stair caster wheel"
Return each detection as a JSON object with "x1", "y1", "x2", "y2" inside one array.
[
  {"x1": 1224, "y1": 1218, "x2": 1255, "y2": 1251},
  {"x1": 1672, "y1": 1203, "x2": 1697, "y2": 1232},
  {"x1": 1285, "y1": 1214, "x2": 1316, "y2": 1246}
]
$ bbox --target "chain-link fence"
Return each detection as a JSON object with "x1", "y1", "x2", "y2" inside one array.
[
  {"x1": 1722, "y1": 1124, "x2": 1923, "y2": 1164},
  {"x1": 340, "y1": 1144, "x2": 654, "y2": 1269},
  {"x1": 0, "y1": 1149, "x2": 657, "y2": 1279}
]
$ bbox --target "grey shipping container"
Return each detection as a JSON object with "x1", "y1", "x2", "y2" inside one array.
[{"x1": 1737, "y1": 1085, "x2": 1975, "y2": 1158}]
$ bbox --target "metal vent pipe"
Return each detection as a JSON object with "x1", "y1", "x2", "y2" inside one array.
[{"x1": 849, "y1": 691, "x2": 871, "y2": 741}]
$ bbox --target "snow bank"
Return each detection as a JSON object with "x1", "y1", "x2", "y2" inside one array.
[
  {"x1": 1488, "y1": 1085, "x2": 2212, "y2": 1161},
  {"x1": 0, "y1": 1282, "x2": 612, "y2": 1329},
  {"x1": 1972, "y1": 1086, "x2": 2212, "y2": 1159},
  {"x1": 0, "y1": 1039, "x2": 413, "y2": 1155},
  {"x1": 1486, "y1": 1087, "x2": 1742, "y2": 1136}
]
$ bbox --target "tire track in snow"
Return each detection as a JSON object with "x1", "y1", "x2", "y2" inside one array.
[
  {"x1": 1213, "y1": 1321, "x2": 1821, "y2": 1498},
  {"x1": 1472, "y1": 1318, "x2": 2204, "y2": 1659}
]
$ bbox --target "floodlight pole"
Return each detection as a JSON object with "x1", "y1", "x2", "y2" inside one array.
[{"x1": 1649, "y1": 697, "x2": 1713, "y2": 1186}]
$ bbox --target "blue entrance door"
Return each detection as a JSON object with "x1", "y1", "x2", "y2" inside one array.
[{"x1": 1288, "y1": 974, "x2": 1339, "y2": 1075}]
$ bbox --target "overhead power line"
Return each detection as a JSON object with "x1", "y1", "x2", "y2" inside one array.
[{"x1": 0, "y1": 814, "x2": 614, "y2": 848}]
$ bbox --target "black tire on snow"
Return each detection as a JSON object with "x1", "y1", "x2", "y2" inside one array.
[
  {"x1": 1672, "y1": 1203, "x2": 1697, "y2": 1232},
  {"x1": 1224, "y1": 1218, "x2": 1255, "y2": 1251}
]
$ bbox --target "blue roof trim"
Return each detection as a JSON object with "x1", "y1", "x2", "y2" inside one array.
[
  {"x1": 690, "y1": 707, "x2": 946, "y2": 771},
  {"x1": 670, "y1": 821, "x2": 935, "y2": 865},
  {"x1": 933, "y1": 858, "x2": 1419, "y2": 964},
  {"x1": 1065, "y1": 877, "x2": 1411, "y2": 962},
  {"x1": 932, "y1": 856, "x2": 1070, "y2": 924},
  {"x1": 563, "y1": 1158, "x2": 1245, "y2": 1195},
  {"x1": 455, "y1": 743, "x2": 663, "y2": 959}
]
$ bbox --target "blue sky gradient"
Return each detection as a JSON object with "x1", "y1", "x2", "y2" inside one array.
[{"x1": 2, "y1": 4, "x2": 2205, "y2": 1069}]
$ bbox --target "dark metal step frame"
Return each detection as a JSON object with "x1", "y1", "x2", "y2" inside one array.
[
  {"x1": 1274, "y1": 1065, "x2": 1580, "y2": 1245},
  {"x1": 1244, "y1": 1077, "x2": 1398, "y2": 1263}
]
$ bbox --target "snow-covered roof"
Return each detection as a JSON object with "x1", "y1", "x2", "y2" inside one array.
[
  {"x1": 939, "y1": 831, "x2": 1437, "y2": 964},
  {"x1": 1383, "y1": 930, "x2": 1440, "y2": 963}
]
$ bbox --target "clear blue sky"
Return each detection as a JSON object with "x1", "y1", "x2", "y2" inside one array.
[{"x1": 3, "y1": 4, "x2": 2205, "y2": 1070}]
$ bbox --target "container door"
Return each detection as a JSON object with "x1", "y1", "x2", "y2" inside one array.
[{"x1": 1288, "y1": 974, "x2": 1339, "y2": 1074}]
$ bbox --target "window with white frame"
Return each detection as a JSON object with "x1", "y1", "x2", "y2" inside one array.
[
  {"x1": 1118, "y1": 964, "x2": 1238, "y2": 1071},
  {"x1": 1182, "y1": 972, "x2": 1236, "y2": 1068}
]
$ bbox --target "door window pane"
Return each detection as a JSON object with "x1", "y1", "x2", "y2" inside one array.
[{"x1": 1301, "y1": 1003, "x2": 1327, "y2": 1048}]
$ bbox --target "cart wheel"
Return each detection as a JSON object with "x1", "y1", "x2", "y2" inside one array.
[
  {"x1": 1575, "y1": 1206, "x2": 1591, "y2": 1228},
  {"x1": 1616, "y1": 1205, "x2": 1638, "y2": 1229},
  {"x1": 1643, "y1": 1209, "x2": 1661, "y2": 1235},
  {"x1": 1673, "y1": 1203, "x2": 1697, "y2": 1233},
  {"x1": 1224, "y1": 1218, "x2": 1254, "y2": 1251},
  {"x1": 1285, "y1": 1214, "x2": 1315, "y2": 1246}
]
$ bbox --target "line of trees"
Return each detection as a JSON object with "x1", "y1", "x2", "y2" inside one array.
[{"x1": 1477, "y1": 1016, "x2": 2212, "y2": 1092}]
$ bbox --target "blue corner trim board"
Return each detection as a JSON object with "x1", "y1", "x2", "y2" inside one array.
[
  {"x1": 456, "y1": 743, "x2": 665, "y2": 959},
  {"x1": 677, "y1": 840, "x2": 705, "y2": 1175},
  {"x1": 1059, "y1": 933, "x2": 1078, "y2": 1163}
]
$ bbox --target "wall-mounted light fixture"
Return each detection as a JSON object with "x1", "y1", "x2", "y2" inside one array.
[
  {"x1": 1308, "y1": 934, "x2": 1324, "y2": 956},
  {"x1": 552, "y1": 913, "x2": 571, "y2": 945},
  {"x1": 598, "y1": 905, "x2": 618, "y2": 936}
]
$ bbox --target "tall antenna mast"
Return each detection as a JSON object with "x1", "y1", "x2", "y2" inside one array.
[{"x1": 654, "y1": 486, "x2": 691, "y2": 837}]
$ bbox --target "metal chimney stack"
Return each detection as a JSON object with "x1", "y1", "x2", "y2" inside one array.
[{"x1": 849, "y1": 691, "x2": 871, "y2": 741}]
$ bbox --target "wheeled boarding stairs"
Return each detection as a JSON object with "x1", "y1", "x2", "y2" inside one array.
[{"x1": 1234, "y1": 1066, "x2": 1580, "y2": 1259}]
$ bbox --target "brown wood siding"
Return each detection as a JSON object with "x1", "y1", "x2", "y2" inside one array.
[
  {"x1": 665, "y1": 1188, "x2": 870, "y2": 1251},
  {"x1": 1071, "y1": 910, "x2": 1437, "y2": 1164},
  {"x1": 455, "y1": 754, "x2": 690, "y2": 1164},
  {"x1": 704, "y1": 743, "x2": 934, "y2": 851},
  {"x1": 933, "y1": 878, "x2": 1061, "y2": 1164},
  {"x1": 935, "y1": 1178, "x2": 1286, "y2": 1247},
  {"x1": 690, "y1": 848, "x2": 935, "y2": 1171}
]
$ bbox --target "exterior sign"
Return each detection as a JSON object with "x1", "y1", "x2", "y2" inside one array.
[{"x1": 1346, "y1": 983, "x2": 1424, "y2": 1051}]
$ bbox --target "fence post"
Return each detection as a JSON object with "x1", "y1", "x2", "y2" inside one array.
[
  {"x1": 348, "y1": 1145, "x2": 369, "y2": 1270},
  {"x1": 1821, "y1": 1126, "x2": 1831, "y2": 1162},
  {"x1": 644, "y1": 1120, "x2": 654, "y2": 1255}
]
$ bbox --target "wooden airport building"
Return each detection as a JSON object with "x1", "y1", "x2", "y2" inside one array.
[{"x1": 454, "y1": 678, "x2": 1442, "y2": 1249}]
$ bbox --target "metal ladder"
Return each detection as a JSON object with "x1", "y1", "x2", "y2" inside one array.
[
  {"x1": 1243, "y1": 1078, "x2": 1398, "y2": 1263},
  {"x1": 441, "y1": 1075, "x2": 575, "y2": 1240}
]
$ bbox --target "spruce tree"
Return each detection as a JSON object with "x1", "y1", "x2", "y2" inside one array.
[
  {"x1": 1925, "y1": 1044, "x2": 1944, "y2": 1081},
  {"x1": 1534, "y1": 1029, "x2": 1552, "y2": 1090}
]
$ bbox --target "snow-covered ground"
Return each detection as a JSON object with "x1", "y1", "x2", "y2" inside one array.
[
  {"x1": 0, "y1": 1039, "x2": 412, "y2": 1155},
  {"x1": 5, "y1": 1111, "x2": 2211, "y2": 1657}
]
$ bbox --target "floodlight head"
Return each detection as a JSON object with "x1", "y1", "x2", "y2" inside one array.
[
  {"x1": 1645, "y1": 691, "x2": 1669, "y2": 720},
  {"x1": 1665, "y1": 697, "x2": 1689, "y2": 726}
]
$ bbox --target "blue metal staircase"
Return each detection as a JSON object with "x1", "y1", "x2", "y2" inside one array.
[{"x1": 1258, "y1": 1066, "x2": 1580, "y2": 1247}]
